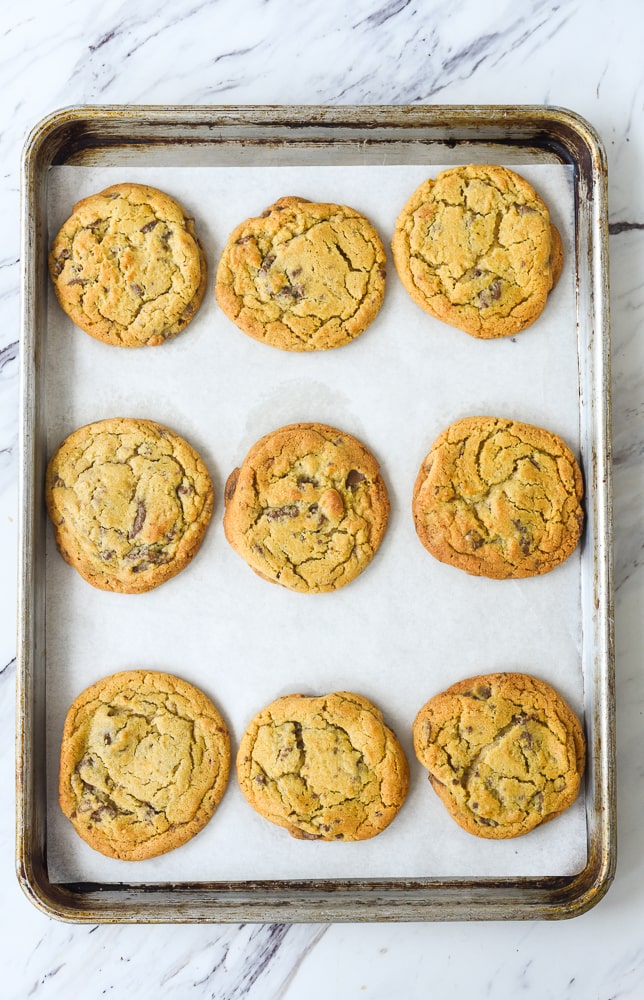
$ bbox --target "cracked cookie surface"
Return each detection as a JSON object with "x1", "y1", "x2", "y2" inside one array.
[
  {"x1": 59, "y1": 670, "x2": 230, "y2": 860},
  {"x1": 215, "y1": 196, "x2": 386, "y2": 351},
  {"x1": 237, "y1": 691, "x2": 409, "y2": 841},
  {"x1": 49, "y1": 183, "x2": 207, "y2": 347},
  {"x1": 46, "y1": 417, "x2": 214, "y2": 593},
  {"x1": 412, "y1": 672, "x2": 586, "y2": 839},
  {"x1": 412, "y1": 416, "x2": 584, "y2": 579},
  {"x1": 391, "y1": 165, "x2": 562, "y2": 338},
  {"x1": 223, "y1": 422, "x2": 390, "y2": 593}
]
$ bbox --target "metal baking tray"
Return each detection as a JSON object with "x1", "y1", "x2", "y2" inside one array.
[{"x1": 18, "y1": 105, "x2": 615, "y2": 922}]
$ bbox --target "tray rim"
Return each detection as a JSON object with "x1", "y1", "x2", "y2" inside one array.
[{"x1": 17, "y1": 103, "x2": 615, "y2": 923}]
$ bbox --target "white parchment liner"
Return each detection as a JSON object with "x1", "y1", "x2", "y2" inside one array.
[{"x1": 44, "y1": 162, "x2": 586, "y2": 883}]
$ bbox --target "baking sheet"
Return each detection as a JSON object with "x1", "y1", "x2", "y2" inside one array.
[{"x1": 44, "y1": 161, "x2": 585, "y2": 885}]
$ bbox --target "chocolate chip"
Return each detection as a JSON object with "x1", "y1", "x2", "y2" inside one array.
[
  {"x1": 66, "y1": 278, "x2": 88, "y2": 286},
  {"x1": 129, "y1": 501, "x2": 147, "y2": 539},
  {"x1": 465, "y1": 530, "x2": 484, "y2": 550},
  {"x1": 177, "y1": 482, "x2": 194, "y2": 496},
  {"x1": 259, "y1": 254, "x2": 276, "y2": 274},
  {"x1": 235, "y1": 236, "x2": 252, "y2": 244},
  {"x1": 130, "y1": 282, "x2": 144, "y2": 297},
  {"x1": 345, "y1": 469, "x2": 366, "y2": 489},
  {"x1": 512, "y1": 519, "x2": 532, "y2": 555},
  {"x1": 224, "y1": 468, "x2": 240, "y2": 502},
  {"x1": 479, "y1": 279, "x2": 502, "y2": 308},
  {"x1": 127, "y1": 546, "x2": 169, "y2": 566},
  {"x1": 53, "y1": 249, "x2": 71, "y2": 275},
  {"x1": 140, "y1": 219, "x2": 159, "y2": 233},
  {"x1": 103, "y1": 733, "x2": 112, "y2": 745},
  {"x1": 297, "y1": 476, "x2": 318, "y2": 488},
  {"x1": 265, "y1": 505, "x2": 299, "y2": 521},
  {"x1": 280, "y1": 283, "x2": 304, "y2": 300},
  {"x1": 476, "y1": 685, "x2": 491, "y2": 700},
  {"x1": 90, "y1": 804, "x2": 117, "y2": 823}
]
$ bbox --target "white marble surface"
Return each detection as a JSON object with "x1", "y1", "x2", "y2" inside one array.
[{"x1": 1, "y1": 1, "x2": 642, "y2": 997}]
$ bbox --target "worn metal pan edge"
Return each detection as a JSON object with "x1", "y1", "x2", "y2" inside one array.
[{"x1": 16, "y1": 104, "x2": 615, "y2": 923}]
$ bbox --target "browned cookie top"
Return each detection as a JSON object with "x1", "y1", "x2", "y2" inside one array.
[
  {"x1": 412, "y1": 416, "x2": 584, "y2": 579},
  {"x1": 391, "y1": 165, "x2": 562, "y2": 338},
  {"x1": 215, "y1": 196, "x2": 387, "y2": 350},
  {"x1": 49, "y1": 183, "x2": 207, "y2": 347},
  {"x1": 223, "y1": 422, "x2": 390, "y2": 593},
  {"x1": 59, "y1": 671, "x2": 230, "y2": 860},
  {"x1": 412, "y1": 672, "x2": 586, "y2": 839},
  {"x1": 236, "y1": 691, "x2": 409, "y2": 841},
  {"x1": 46, "y1": 417, "x2": 214, "y2": 593}
]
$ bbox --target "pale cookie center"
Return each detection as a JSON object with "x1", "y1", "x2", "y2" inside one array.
[
  {"x1": 461, "y1": 715, "x2": 572, "y2": 827},
  {"x1": 256, "y1": 219, "x2": 376, "y2": 323},
  {"x1": 72, "y1": 702, "x2": 211, "y2": 831}
]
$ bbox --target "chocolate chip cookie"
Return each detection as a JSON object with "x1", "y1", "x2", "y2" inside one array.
[
  {"x1": 412, "y1": 416, "x2": 584, "y2": 579},
  {"x1": 223, "y1": 422, "x2": 390, "y2": 593},
  {"x1": 49, "y1": 183, "x2": 207, "y2": 347},
  {"x1": 215, "y1": 196, "x2": 387, "y2": 350},
  {"x1": 46, "y1": 417, "x2": 214, "y2": 593},
  {"x1": 412, "y1": 672, "x2": 586, "y2": 839},
  {"x1": 391, "y1": 165, "x2": 563, "y2": 338},
  {"x1": 59, "y1": 671, "x2": 230, "y2": 860},
  {"x1": 237, "y1": 691, "x2": 409, "y2": 841}
]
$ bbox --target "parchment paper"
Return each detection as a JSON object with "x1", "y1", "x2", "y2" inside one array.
[{"x1": 45, "y1": 161, "x2": 586, "y2": 883}]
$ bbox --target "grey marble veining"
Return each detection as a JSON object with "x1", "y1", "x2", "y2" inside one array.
[{"x1": 1, "y1": 0, "x2": 643, "y2": 996}]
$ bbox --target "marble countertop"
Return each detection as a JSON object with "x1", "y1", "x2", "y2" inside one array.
[{"x1": 1, "y1": 1, "x2": 642, "y2": 997}]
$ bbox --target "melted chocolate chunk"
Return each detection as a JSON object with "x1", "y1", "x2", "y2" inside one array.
[{"x1": 345, "y1": 469, "x2": 366, "y2": 489}]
